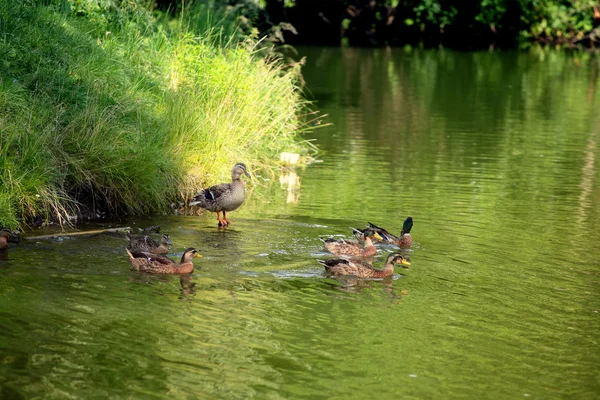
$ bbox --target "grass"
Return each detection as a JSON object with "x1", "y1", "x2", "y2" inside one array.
[{"x1": 0, "y1": 0, "x2": 314, "y2": 230}]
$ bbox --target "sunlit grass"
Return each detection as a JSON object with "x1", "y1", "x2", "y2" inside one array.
[{"x1": 0, "y1": 1, "x2": 313, "y2": 230}]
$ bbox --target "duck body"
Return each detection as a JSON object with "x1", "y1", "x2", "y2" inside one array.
[
  {"x1": 189, "y1": 163, "x2": 251, "y2": 227},
  {"x1": 193, "y1": 180, "x2": 246, "y2": 213},
  {"x1": 127, "y1": 233, "x2": 172, "y2": 255},
  {"x1": 322, "y1": 229, "x2": 383, "y2": 257},
  {"x1": 318, "y1": 253, "x2": 410, "y2": 278},
  {"x1": 0, "y1": 231, "x2": 10, "y2": 251},
  {"x1": 126, "y1": 247, "x2": 201, "y2": 274}
]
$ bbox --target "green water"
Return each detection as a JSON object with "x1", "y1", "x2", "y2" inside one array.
[{"x1": 1, "y1": 48, "x2": 600, "y2": 399}]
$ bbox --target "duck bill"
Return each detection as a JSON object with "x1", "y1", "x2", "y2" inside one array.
[
  {"x1": 194, "y1": 253, "x2": 202, "y2": 258},
  {"x1": 244, "y1": 170, "x2": 251, "y2": 178},
  {"x1": 401, "y1": 259, "x2": 411, "y2": 267},
  {"x1": 372, "y1": 232, "x2": 384, "y2": 241}
]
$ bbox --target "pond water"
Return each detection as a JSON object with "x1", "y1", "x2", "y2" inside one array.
[{"x1": 1, "y1": 48, "x2": 599, "y2": 399}]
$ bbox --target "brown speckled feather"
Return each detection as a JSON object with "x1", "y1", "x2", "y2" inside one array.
[
  {"x1": 322, "y1": 236, "x2": 377, "y2": 257},
  {"x1": 318, "y1": 253, "x2": 409, "y2": 278},
  {"x1": 126, "y1": 248, "x2": 199, "y2": 274}
]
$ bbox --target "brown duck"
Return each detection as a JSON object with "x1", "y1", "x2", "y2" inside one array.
[
  {"x1": 126, "y1": 247, "x2": 201, "y2": 274},
  {"x1": 321, "y1": 228, "x2": 383, "y2": 257},
  {"x1": 189, "y1": 163, "x2": 251, "y2": 227},
  {"x1": 317, "y1": 253, "x2": 410, "y2": 278},
  {"x1": 0, "y1": 230, "x2": 10, "y2": 251},
  {"x1": 127, "y1": 233, "x2": 172, "y2": 255}
]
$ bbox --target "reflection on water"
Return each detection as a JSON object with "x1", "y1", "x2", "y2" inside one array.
[
  {"x1": 1, "y1": 48, "x2": 600, "y2": 399},
  {"x1": 280, "y1": 168, "x2": 301, "y2": 204}
]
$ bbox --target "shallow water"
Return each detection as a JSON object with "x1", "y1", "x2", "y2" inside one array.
[{"x1": 1, "y1": 48, "x2": 600, "y2": 399}]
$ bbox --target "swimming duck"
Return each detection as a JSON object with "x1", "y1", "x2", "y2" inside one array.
[
  {"x1": 189, "y1": 163, "x2": 251, "y2": 227},
  {"x1": 0, "y1": 230, "x2": 10, "y2": 251},
  {"x1": 354, "y1": 217, "x2": 413, "y2": 247},
  {"x1": 321, "y1": 228, "x2": 383, "y2": 257},
  {"x1": 126, "y1": 247, "x2": 201, "y2": 274},
  {"x1": 317, "y1": 253, "x2": 410, "y2": 278},
  {"x1": 127, "y1": 233, "x2": 172, "y2": 255}
]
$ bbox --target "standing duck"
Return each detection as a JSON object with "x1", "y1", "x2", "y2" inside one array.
[
  {"x1": 317, "y1": 253, "x2": 410, "y2": 278},
  {"x1": 126, "y1": 247, "x2": 201, "y2": 274},
  {"x1": 354, "y1": 217, "x2": 413, "y2": 247},
  {"x1": 189, "y1": 163, "x2": 251, "y2": 227},
  {"x1": 321, "y1": 228, "x2": 383, "y2": 257},
  {"x1": 127, "y1": 233, "x2": 172, "y2": 255}
]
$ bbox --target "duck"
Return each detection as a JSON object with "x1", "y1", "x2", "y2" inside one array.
[
  {"x1": 317, "y1": 253, "x2": 410, "y2": 278},
  {"x1": 0, "y1": 230, "x2": 11, "y2": 251},
  {"x1": 354, "y1": 217, "x2": 413, "y2": 247},
  {"x1": 126, "y1": 233, "x2": 172, "y2": 255},
  {"x1": 189, "y1": 163, "x2": 251, "y2": 227},
  {"x1": 126, "y1": 247, "x2": 201, "y2": 274},
  {"x1": 321, "y1": 228, "x2": 383, "y2": 257}
]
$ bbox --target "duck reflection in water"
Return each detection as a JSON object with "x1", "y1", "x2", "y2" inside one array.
[
  {"x1": 325, "y1": 275, "x2": 408, "y2": 301},
  {"x1": 180, "y1": 275, "x2": 196, "y2": 298}
]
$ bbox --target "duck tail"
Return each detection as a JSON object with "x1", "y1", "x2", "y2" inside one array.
[
  {"x1": 351, "y1": 227, "x2": 365, "y2": 240},
  {"x1": 316, "y1": 259, "x2": 329, "y2": 269},
  {"x1": 367, "y1": 222, "x2": 385, "y2": 230},
  {"x1": 125, "y1": 248, "x2": 134, "y2": 261}
]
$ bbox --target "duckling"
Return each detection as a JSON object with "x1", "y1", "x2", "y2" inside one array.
[
  {"x1": 317, "y1": 253, "x2": 410, "y2": 278},
  {"x1": 127, "y1": 233, "x2": 172, "y2": 255},
  {"x1": 126, "y1": 247, "x2": 201, "y2": 274},
  {"x1": 321, "y1": 228, "x2": 383, "y2": 257},
  {"x1": 189, "y1": 163, "x2": 251, "y2": 227},
  {"x1": 354, "y1": 217, "x2": 413, "y2": 247}
]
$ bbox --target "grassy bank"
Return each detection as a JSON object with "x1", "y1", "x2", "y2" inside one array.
[{"x1": 0, "y1": 0, "x2": 311, "y2": 230}]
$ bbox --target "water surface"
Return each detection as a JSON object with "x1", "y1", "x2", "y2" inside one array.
[{"x1": 1, "y1": 48, "x2": 599, "y2": 399}]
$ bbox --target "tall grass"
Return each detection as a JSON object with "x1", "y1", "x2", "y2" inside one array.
[{"x1": 0, "y1": 0, "x2": 311, "y2": 230}]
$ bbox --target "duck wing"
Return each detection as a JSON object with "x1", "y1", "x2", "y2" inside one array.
[
  {"x1": 323, "y1": 239, "x2": 364, "y2": 257},
  {"x1": 318, "y1": 258, "x2": 372, "y2": 276},
  {"x1": 191, "y1": 183, "x2": 232, "y2": 210},
  {"x1": 367, "y1": 222, "x2": 399, "y2": 242}
]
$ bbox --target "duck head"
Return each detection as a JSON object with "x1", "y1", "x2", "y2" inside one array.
[
  {"x1": 180, "y1": 247, "x2": 202, "y2": 263},
  {"x1": 232, "y1": 163, "x2": 251, "y2": 180},
  {"x1": 401, "y1": 217, "x2": 413, "y2": 235},
  {"x1": 386, "y1": 253, "x2": 411, "y2": 268},
  {"x1": 161, "y1": 234, "x2": 172, "y2": 247},
  {"x1": 363, "y1": 228, "x2": 383, "y2": 241}
]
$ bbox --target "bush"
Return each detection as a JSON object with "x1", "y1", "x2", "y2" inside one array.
[{"x1": 0, "y1": 0, "x2": 310, "y2": 229}]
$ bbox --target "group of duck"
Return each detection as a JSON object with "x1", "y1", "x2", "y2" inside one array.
[
  {"x1": 124, "y1": 162, "x2": 251, "y2": 273},
  {"x1": 317, "y1": 217, "x2": 413, "y2": 278},
  {"x1": 123, "y1": 216, "x2": 414, "y2": 279},
  {"x1": 2, "y1": 161, "x2": 415, "y2": 280}
]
